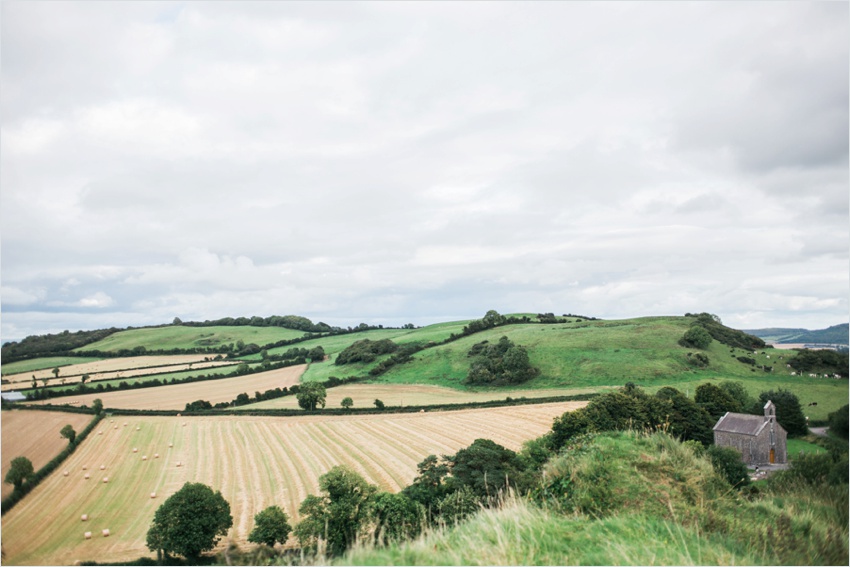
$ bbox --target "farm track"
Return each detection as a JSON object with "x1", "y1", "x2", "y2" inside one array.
[{"x1": 1, "y1": 402, "x2": 585, "y2": 565}]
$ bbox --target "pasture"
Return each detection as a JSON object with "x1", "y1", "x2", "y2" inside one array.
[
  {"x1": 26, "y1": 365, "x2": 306, "y2": 411},
  {"x1": 1, "y1": 357, "x2": 104, "y2": 376},
  {"x1": 74, "y1": 325, "x2": 310, "y2": 352},
  {"x1": 1, "y1": 410, "x2": 95, "y2": 499},
  {"x1": 0, "y1": 402, "x2": 584, "y2": 565}
]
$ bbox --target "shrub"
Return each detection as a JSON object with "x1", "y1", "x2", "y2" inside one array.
[
  {"x1": 248, "y1": 505, "x2": 291, "y2": 548},
  {"x1": 706, "y1": 445, "x2": 750, "y2": 488},
  {"x1": 827, "y1": 404, "x2": 848, "y2": 439},
  {"x1": 679, "y1": 326, "x2": 712, "y2": 349}
]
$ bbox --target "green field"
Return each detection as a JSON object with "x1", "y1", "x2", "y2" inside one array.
[
  {"x1": 1, "y1": 356, "x2": 103, "y2": 376},
  {"x1": 75, "y1": 325, "x2": 311, "y2": 352}
]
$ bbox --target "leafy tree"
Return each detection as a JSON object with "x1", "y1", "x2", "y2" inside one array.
[
  {"x1": 695, "y1": 383, "x2": 741, "y2": 421},
  {"x1": 654, "y1": 387, "x2": 715, "y2": 445},
  {"x1": 550, "y1": 408, "x2": 591, "y2": 451},
  {"x1": 60, "y1": 424, "x2": 76, "y2": 444},
  {"x1": 718, "y1": 381, "x2": 754, "y2": 411},
  {"x1": 758, "y1": 389, "x2": 807, "y2": 436},
  {"x1": 403, "y1": 454, "x2": 450, "y2": 509},
  {"x1": 341, "y1": 397, "x2": 354, "y2": 410},
  {"x1": 308, "y1": 346, "x2": 325, "y2": 362},
  {"x1": 296, "y1": 382, "x2": 327, "y2": 411},
  {"x1": 465, "y1": 336, "x2": 539, "y2": 386},
  {"x1": 91, "y1": 398, "x2": 103, "y2": 414},
  {"x1": 436, "y1": 485, "x2": 479, "y2": 526},
  {"x1": 706, "y1": 445, "x2": 750, "y2": 488},
  {"x1": 80, "y1": 374, "x2": 90, "y2": 386},
  {"x1": 4, "y1": 456, "x2": 34, "y2": 490},
  {"x1": 336, "y1": 339, "x2": 397, "y2": 365},
  {"x1": 446, "y1": 438, "x2": 532, "y2": 502},
  {"x1": 248, "y1": 505, "x2": 292, "y2": 548},
  {"x1": 173, "y1": 317, "x2": 183, "y2": 325},
  {"x1": 146, "y1": 482, "x2": 232, "y2": 561},
  {"x1": 372, "y1": 492, "x2": 425, "y2": 545},
  {"x1": 828, "y1": 404, "x2": 848, "y2": 439},
  {"x1": 294, "y1": 465, "x2": 378, "y2": 556},
  {"x1": 52, "y1": 367, "x2": 60, "y2": 379},
  {"x1": 374, "y1": 398, "x2": 385, "y2": 410},
  {"x1": 41, "y1": 376, "x2": 50, "y2": 388},
  {"x1": 679, "y1": 326, "x2": 712, "y2": 349}
]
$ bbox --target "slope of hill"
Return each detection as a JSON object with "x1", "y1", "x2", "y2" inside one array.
[{"x1": 744, "y1": 323, "x2": 849, "y2": 345}]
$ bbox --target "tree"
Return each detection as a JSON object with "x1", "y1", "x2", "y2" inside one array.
[
  {"x1": 679, "y1": 326, "x2": 712, "y2": 349},
  {"x1": 403, "y1": 454, "x2": 450, "y2": 509},
  {"x1": 296, "y1": 382, "x2": 327, "y2": 411},
  {"x1": 446, "y1": 438, "x2": 532, "y2": 502},
  {"x1": 173, "y1": 317, "x2": 183, "y2": 325},
  {"x1": 758, "y1": 389, "x2": 807, "y2": 436},
  {"x1": 248, "y1": 505, "x2": 292, "y2": 548},
  {"x1": 341, "y1": 397, "x2": 354, "y2": 410},
  {"x1": 4, "y1": 456, "x2": 34, "y2": 491},
  {"x1": 695, "y1": 383, "x2": 741, "y2": 421},
  {"x1": 60, "y1": 424, "x2": 76, "y2": 444},
  {"x1": 294, "y1": 466, "x2": 378, "y2": 556},
  {"x1": 41, "y1": 377, "x2": 50, "y2": 388},
  {"x1": 374, "y1": 398, "x2": 385, "y2": 410},
  {"x1": 81, "y1": 374, "x2": 90, "y2": 386},
  {"x1": 146, "y1": 482, "x2": 232, "y2": 561},
  {"x1": 308, "y1": 346, "x2": 325, "y2": 362},
  {"x1": 91, "y1": 398, "x2": 103, "y2": 414},
  {"x1": 828, "y1": 404, "x2": 848, "y2": 440},
  {"x1": 372, "y1": 492, "x2": 425, "y2": 545},
  {"x1": 52, "y1": 367, "x2": 60, "y2": 379}
]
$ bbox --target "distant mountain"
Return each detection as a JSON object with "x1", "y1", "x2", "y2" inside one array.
[{"x1": 743, "y1": 323, "x2": 849, "y2": 346}]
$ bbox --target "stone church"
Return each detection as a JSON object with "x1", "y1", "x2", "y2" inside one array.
[{"x1": 713, "y1": 400, "x2": 787, "y2": 465}]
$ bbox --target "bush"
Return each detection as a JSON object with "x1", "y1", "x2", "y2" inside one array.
[
  {"x1": 827, "y1": 404, "x2": 848, "y2": 439},
  {"x1": 679, "y1": 326, "x2": 712, "y2": 349},
  {"x1": 465, "y1": 336, "x2": 539, "y2": 386},
  {"x1": 706, "y1": 445, "x2": 750, "y2": 488},
  {"x1": 248, "y1": 505, "x2": 291, "y2": 548}
]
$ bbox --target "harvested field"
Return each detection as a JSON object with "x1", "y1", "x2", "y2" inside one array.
[
  {"x1": 1, "y1": 410, "x2": 95, "y2": 499},
  {"x1": 2, "y1": 355, "x2": 233, "y2": 391},
  {"x1": 0, "y1": 401, "x2": 584, "y2": 565},
  {"x1": 242, "y1": 383, "x2": 600, "y2": 410},
  {"x1": 26, "y1": 365, "x2": 306, "y2": 411}
]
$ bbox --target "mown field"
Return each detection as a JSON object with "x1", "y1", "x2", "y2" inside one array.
[
  {"x1": 1, "y1": 357, "x2": 104, "y2": 376},
  {"x1": 2, "y1": 355, "x2": 238, "y2": 392},
  {"x1": 1, "y1": 410, "x2": 96, "y2": 499},
  {"x1": 25, "y1": 365, "x2": 306, "y2": 411},
  {"x1": 0, "y1": 402, "x2": 584, "y2": 565},
  {"x1": 242, "y1": 383, "x2": 602, "y2": 411},
  {"x1": 74, "y1": 325, "x2": 311, "y2": 352}
]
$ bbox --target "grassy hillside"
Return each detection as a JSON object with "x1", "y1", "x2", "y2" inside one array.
[
  {"x1": 745, "y1": 323, "x2": 849, "y2": 345},
  {"x1": 340, "y1": 431, "x2": 848, "y2": 566},
  {"x1": 75, "y1": 325, "x2": 310, "y2": 352}
]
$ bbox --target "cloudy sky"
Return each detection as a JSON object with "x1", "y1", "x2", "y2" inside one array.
[{"x1": 2, "y1": 1, "x2": 848, "y2": 342}]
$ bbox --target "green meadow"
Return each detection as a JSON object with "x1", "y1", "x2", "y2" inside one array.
[{"x1": 75, "y1": 325, "x2": 310, "y2": 352}]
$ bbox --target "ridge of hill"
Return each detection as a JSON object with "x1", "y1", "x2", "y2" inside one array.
[{"x1": 743, "y1": 323, "x2": 849, "y2": 345}]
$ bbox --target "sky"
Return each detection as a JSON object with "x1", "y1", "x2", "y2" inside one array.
[{"x1": 1, "y1": 1, "x2": 848, "y2": 343}]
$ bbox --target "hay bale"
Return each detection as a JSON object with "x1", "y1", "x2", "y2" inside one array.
[
  {"x1": 81, "y1": 514, "x2": 88, "y2": 521},
  {"x1": 102, "y1": 529, "x2": 110, "y2": 537},
  {"x1": 168, "y1": 443, "x2": 173, "y2": 448},
  {"x1": 84, "y1": 473, "x2": 90, "y2": 480},
  {"x1": 142, "y1": 455, "x2": 147, "y2": 461},
  {"x1": 82, "y1": 465, "x2": 87, "y2": 470},
  {"x1": 154, "y1": 453, "x2": 159, "y2": 458},
  {"x1": 133, "y1": 448, "x2": 138, "y2": 453},
  {"x1": 124, "y1": 422, "x2": 128, "y2": 427},
  {"x1": 102, "y1": 477, "x2": 109, "y2": 483},
  {"x1": 420, "y1": 409, "x2": 425, "y2": 413},
  {"x1": 84, "y1": 532, "x2": 92, "y2": 540},
  {"x1": 136, "y1": 426, "x2": 140, "y2": 431},
  {"x1": 176, "y1": 413, "x2": 181, "y2": 417},
  {"x1": 176, "y1": 461, "x2": 182, "y2": 467},
  {"x1": 110, "y1": 419, "x2": 114, "y2": 423},
  {"x1": 150, "y1": 492, "x2": 156, "y2": 498},
  {"x1": 63, "y1": 470, "x2": 69, "y2": 477},
  {"x1": 114, "y1": 425, "x2": 118, "y2": 429},
  {"x1": 100, "y1": 465, "x2": 105, "y2": 470},
  {"x1": 98, "y1": 431, "x2": 103, "y2": 435}
]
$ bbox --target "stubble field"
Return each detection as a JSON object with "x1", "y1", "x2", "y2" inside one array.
[
  {"x1": 26, "y1": 364, "x2": 306, "y2": 411},
  {"x1": 1, "y1": 410, "x2": 96, "y2": 499},
  {"x1": 0, "y1": 401, "x2": 585, "y2": 565}
]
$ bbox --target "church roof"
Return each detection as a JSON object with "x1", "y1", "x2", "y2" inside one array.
[{"x1": 713, "y1": 412, "x2": 769, "y2": 436}]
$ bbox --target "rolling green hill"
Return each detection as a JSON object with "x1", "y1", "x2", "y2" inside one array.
[
  {"x1": 744, "y1": 323, "x2": 849, "y2": 345},
  {"x1": 72, "y1": 325, "x2": 311, "y2": 352}
]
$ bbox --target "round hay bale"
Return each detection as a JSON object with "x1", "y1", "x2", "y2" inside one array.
[
  {"x1": 82, "y1": 465, "x2": 87, "y2": 470},
  {"x1": 81, "y1": 514, "x2": 88, "y2": 521},
  {"x1": 168, "y1": 442, "x2": 173, "y2": 448},
  {"x1": 75, "y1": 560, "x2": 82, "y2": 566},
  {"x1": 133, "y1": 448, "x2": 138, "y2": 453},
  {"x1": 102, "y1": 477, "x2": 109, "y2": 483},
  {"x1": 102, "y1": 529, "x2": 110, "y2": 537},
  {"x1": 100, "y1": 465, "x2": 105, "y2": 470},
  {"x1": 110, "y1": 419, "x2": 114, "y2": 423},
  {"x1": 420, "y1": 409, "x2": 425, "y2": 413},
  {"x1": 114, "y1": 425, "x2": 118, "y2": 429},
  {"x1": 84, "y1": 532, "x2": 92, "y2": 540},
  {"x1": 84, "y1": 473, "x2": 90, "y2": 480},
  {"x1": 136, "y1": 426, "x2": 140, "y2": 431},
  {"x1": 63, "y1": 470, "x2": 69, "y2": 477},
  {"x1": 154, "y1": 453, "x2": 159, "y2": 458},
  {"x1": 142, "y1": 455, "x2": 147, "y2": 461},
  {"x1": 176, "y1": 413, "x2": 181, "y2": 417},
  {"x1": 98, "y1": 431, "x2": 103, "y2": 435},
  {"x1": 123, "y1": 422, "x2": 128, "y2": 427},
  {"x1": 176, "y1": 461, "x2": 182, "y2": 467},
  {"x1": 182, "y1": 423, "x2": 187, "y2": 427},
  {"x1": 150, "y1": 492, "x2": 156, "y2": 498}
]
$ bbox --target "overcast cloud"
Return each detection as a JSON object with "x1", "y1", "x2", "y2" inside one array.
[{"x1": 1, "y1": 1, "x2": 847, "y2": 342}]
